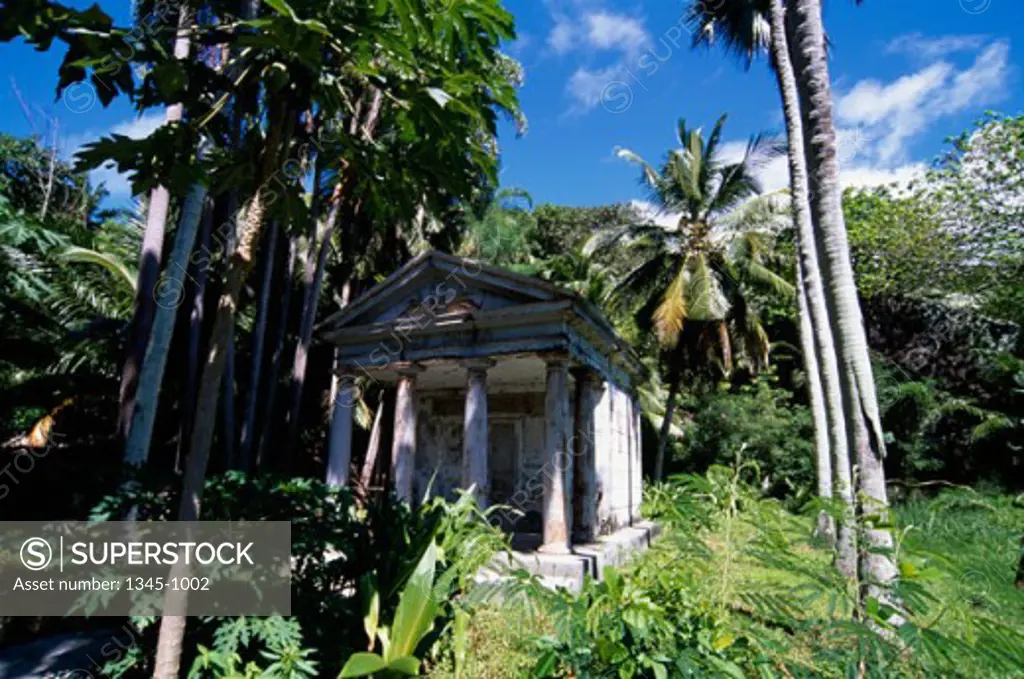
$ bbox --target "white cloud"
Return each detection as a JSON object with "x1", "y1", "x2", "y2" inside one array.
[
  {"x1": 937, "y1": 42, "x2": 1011, "y2": 114},
  {"x1": 839, "y1": 163, "x2": 926, "y2": 189},
  {"x1": 109, "y1": 113, "x2": 165, "y2": 140},
  {"x1": 566, "y1": 65, "x2": 625, "y2": 110},
  {"x1": 584, "y1": 12, "x2": 649, "y2": 57},
  {"x1": 63, "y1": 111, "x2": 165, "y2": 201},
  {"x1": 630, "y1": 156, "x2": 924, "y2": 233},
  {"x1": 546, "y1": 5, "x2": 651, "y2": 113},
  {"x1": 885, "y1": 33, "x2": 987, "y2": 60},
  {"x1": 548, "y1": 20, "x2": 575, "y2": 53},
  {"x1": 837, "y1": 63, "x2": 950, "y2": 126},
  {"x1": 710, "y1": 134, "x2": 925, "y2": 199},
  {"x1": 836, "y1": 40, "x2": 1011, "y2": 163},
  {"x1": 622, "y1": 34, "x2": 1008, "y2": 215}
]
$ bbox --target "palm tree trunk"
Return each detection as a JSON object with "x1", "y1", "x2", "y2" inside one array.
[
  {"x1": 717, "y1": 320, "x2": 732, "y2": 374},
  {"x1": 238, "y1": 220, "x2": 279, "y2": 471},
  {"x1": 152, "y1": 111, "x2": 288, "y2": 679},
  {"x1": 220, "y1": 195, "x2": 239, "y2": 469},
  {"x1": 175, "y1": 200, "x2": 212, "y2": 473},
  {"x1": 285, "y1": 203, "x2": 340, "y2": 457},
  {"x1": 123, "y1": 186, "x2": 208, "y2": 468},
  {"x1": 786, "y1": 0, "x2": 897, "y2": 612},
  {"x1": 117, "y1": 4, "x2": 192, "y2": 440},
  {"x1": 768, "y1": 0, "x2": 854, "y2": 572},
  {"x1": 256, "y1": 237, "x2": 296, "y2": 471},
  {"x1": 284, "y1": 88, "x2": 383, "y2": 459},
  {"x1": 798, "y1": 269, "x2": 834, "y2": 544},
  {"x1": 223, "y1": 328, "x2": 236, "y2": 466},
  {"x1": 654, "y1": 374, "x2": 681, "y2": 482},
  {"x1": 360, "y1": 394, "x2": 385, "y2": 490}
]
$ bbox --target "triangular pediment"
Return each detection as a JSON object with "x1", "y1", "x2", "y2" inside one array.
[{"x1": 320, "y1": 251, "x2": 574, "y2": 331}]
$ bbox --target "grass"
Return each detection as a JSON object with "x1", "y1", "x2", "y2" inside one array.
[{"x1": 425, "y1": 606, "x2": 547, "y2": 679}]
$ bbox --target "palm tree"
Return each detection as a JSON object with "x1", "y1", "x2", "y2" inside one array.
[
  {"x1": 785, "y1": 0, "x2": 898, "y2": 613},
  {"x1": 586, "y1": 115, "x2": 793, "y2": 480},
  {"x1": 117, "y1": 2, "x2": 193, "y2": 441},
  {"x1": 460, "y1": 188, "x2": 538, "y2": 272},
  {"x1": 684, "y1": 0, "x2": 855, "y2": 572},
  {"x1": 122, "y1": 186, "x2": 208, "y2": 468}
]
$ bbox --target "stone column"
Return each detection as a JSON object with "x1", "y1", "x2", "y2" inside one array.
[
  {"x1": 611, "y1": 384, "x2": 628, "y2": 528},
  {"x1": 462, "y1": 358, "x2": 494, "y2": 507},
  {"x1": 539, "y1": 357, "x2": 571, "y2": 553},
  {"x1": 326, "y1": 370, "x2": 357, "y2": 487},
  {"x1": 594, "y1": 381, "x2": 612, "y2": 532},
  {"x1": 631, "y1": 394, "x2": 643, "y2": 523},
  {"x1": 571, "y1": 368, "x2": 599, "y2": 542},
  {"x1": 391, "y1": 363, "x2": 424, "y2": 503}
]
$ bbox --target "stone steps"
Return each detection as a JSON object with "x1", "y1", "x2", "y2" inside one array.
[{"x1": 480, "y1": 520, "x2": 661, "y2": 592}]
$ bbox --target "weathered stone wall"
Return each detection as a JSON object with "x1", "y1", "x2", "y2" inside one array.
[
  {"x1": 596, "y1": 382, "x2": 636, "y2": 534},
  {"x1": 414, "y1": 391, "x2": 548, "y2": 530},
  {"x1": 415, "y1": 383, "x2": 637, "y2": 537}
]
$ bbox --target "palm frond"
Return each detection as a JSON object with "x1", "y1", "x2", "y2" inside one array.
[
  {"x1": 59, "y1": 246, "x2": 138, "y2": 292},
  {"x1": 583, "y1": 224, "x2": 638, "y2": 257},
  {"x1": 653, "y1": 262, "x2": 688, "y2": 346},
  {"x1": 685, "y1": 252, "x2": 730, "y2": 321},
  {"x1": 745, "y1": 259, "x2": 794, "y2": 298},
  {"x1": 683, "y1": 0, "x2": 772, "y2": 68},
  {"x1": 717, "y1": 190, "x2": 791, "y2": 234},
  {"x1": 615, "y1": 147, "x2": 660, "y2": 188},
  {"x1": 608, "y1": 250, "x2": 672, "y2": 304}
]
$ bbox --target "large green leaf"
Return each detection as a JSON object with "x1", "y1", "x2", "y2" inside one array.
[
  {"x1": 387, "y1": 540, "x2": 438, "y2": 660},
  {"x1": 360, "y1": 573, "x2": 380, "y2": 651},
  {"x1": 386, "y1": 655, "x2": 421, "y2": 675},
  {"x1": 339, "y1": 652, "x2": 387, "y2": 678}
]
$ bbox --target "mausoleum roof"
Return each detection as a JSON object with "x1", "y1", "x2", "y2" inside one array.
[{"x1": 318, "y1": 250, "x2": 643, "y2": 388}]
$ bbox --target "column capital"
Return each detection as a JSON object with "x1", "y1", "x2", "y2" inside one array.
[
  {"x1": 460, "y1": 358, "x2": 496, "y2": 373},
  {"x1": 393, "y1": 362, "x2": 426, "y2": 377},
  {"x1": 541, "y1": 354, "x2": 571, "y2": 370},
  {"x1": 570, "y1": 366, "x2": 598, "y2": 384}
]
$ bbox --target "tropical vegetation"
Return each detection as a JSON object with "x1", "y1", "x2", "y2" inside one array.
[{"x1": 0, "y1": 0, "x2": 1021, "y2": 676}]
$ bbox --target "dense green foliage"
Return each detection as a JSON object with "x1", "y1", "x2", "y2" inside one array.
[
  {"x1": 83, "y1": 475, "x2": 507, "y2": 677},
  {"x1": 428, "y1": 466, "x2": 1024, "y2": 678},
  {"x1": 844, "y1": 189, "x2": 961, "y2": 300},
  {"x1": 679, "y1": 375, "x2": 816, "y2": 503}
]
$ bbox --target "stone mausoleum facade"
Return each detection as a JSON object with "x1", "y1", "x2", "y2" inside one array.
[{"x1": 320, "y1": 251, "x2": 648, "y2": 556}]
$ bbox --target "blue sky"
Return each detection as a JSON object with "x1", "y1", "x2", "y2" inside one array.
[{"x1": 2, "y1": 0, "x2": 1022, "y2": 209}]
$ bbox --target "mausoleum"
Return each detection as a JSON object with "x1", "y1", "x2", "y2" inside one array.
[{"x1": 320, "y1": 251, "x2": 655, "y2": 564}]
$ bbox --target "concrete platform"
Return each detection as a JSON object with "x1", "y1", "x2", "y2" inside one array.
[{"x1": 482, "y1": 521, "x2": 662, "y2": 592}]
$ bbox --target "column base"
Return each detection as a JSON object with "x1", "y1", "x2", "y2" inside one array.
[
  {"x1": 537, "y1": 541, "x2": 573, "y2": 555},
  {"x1": 572, "y1": 529, "x2": 596, "y2": 543}
]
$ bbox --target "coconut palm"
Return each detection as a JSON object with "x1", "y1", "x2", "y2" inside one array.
[
  {"x1": 586, "y1": 114, "x2": 793, "y2": 480},
  {"x1": 785, "y1": 0, "x2": 897, "y2": 615},
  {"x1": 685, "y1": 0, "x2": 855, "y2": 572}
]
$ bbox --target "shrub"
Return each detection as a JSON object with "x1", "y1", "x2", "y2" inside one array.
[
  {"x1": 678, "y1": 375, "x2": 816, "y2": 503},
  {"x1": 88, "y1": 474, "x2": 508, "y2": 677}
]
